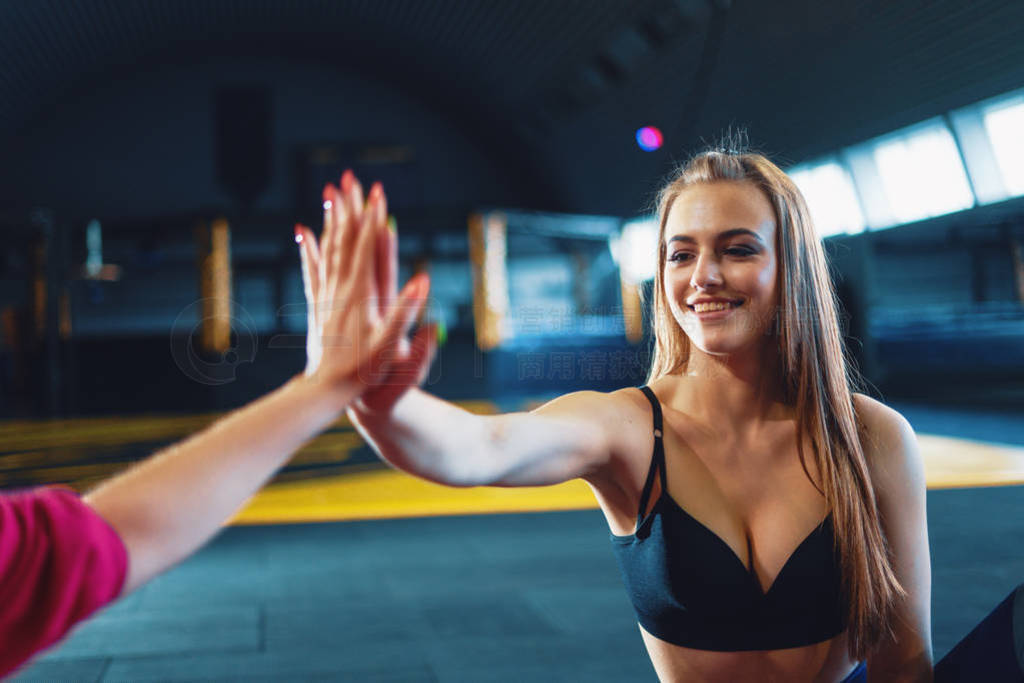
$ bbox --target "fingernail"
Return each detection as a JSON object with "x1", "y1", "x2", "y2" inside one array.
[
  {"x1": 402, "y1": 273, "x2": 426, "y2": 298},
  {"x1": 387, "y1": 216, "x2": 397, "y2": 234},
  {"x1": 341, "y1": 170, "x2": 354, "y2": 193},
  {"x1": 294, "y1": 224, "x2": 304, "y2": 244},
  {"x1": 323, "y1": 184, "x2": 337, "y2": 211},
  {"x1": 369, "y1": 182, "x2": 383, "y2": 203}
]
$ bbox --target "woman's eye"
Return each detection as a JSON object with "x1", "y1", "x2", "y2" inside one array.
[
  {"x1": 725, "y1": 246, "x2": 756, "y2": 257},
  {"x1": 669, "y1": 252, "x2": 694, "y2": 263}
]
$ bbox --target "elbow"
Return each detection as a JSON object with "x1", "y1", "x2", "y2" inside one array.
[
  {"x1": 383, "y1": 451, "x2": 494, "y2": 489},
  {"x1": 410, "y1": 465, "x2": 485, "y2": 488},
  {"x1": 424, "y1": 456, "x2": 501, "y2": 488}
]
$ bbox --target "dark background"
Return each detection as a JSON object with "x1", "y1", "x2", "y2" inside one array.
[{"x1": 0, "y1": 0, "x2": 1022, "y2": 418}]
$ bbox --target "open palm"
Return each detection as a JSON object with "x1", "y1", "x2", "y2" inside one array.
[{"x1": 296, "y1": 170, "x2": 438, "y2": 411}]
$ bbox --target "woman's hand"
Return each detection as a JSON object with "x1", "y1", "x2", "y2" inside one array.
[
  {"x1": 297, "y1": 170, "x2": 438, "y2": 414},
  {"x1": 299, "y1": 172, "x2": 438, "y2": 417}
]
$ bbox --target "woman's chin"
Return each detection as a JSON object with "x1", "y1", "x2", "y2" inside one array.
[
  {"x1": 692, "y1": 342, "x2": 738, "y2": 357},
  {"x1": 686, "y1": 333, "x2": 761, "y2": 357}
]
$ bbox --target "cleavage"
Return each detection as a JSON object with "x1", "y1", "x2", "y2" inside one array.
[{"x1": 651, "y1": 438, "x2": 827, "y2": 594}]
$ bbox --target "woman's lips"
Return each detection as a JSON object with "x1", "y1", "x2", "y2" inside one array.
[{"x1": 686, "y1": 299, "x2": 743, "y2": 321}]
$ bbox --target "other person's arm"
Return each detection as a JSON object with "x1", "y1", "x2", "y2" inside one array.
[
  {"x1": 86, "y1": 176, "x2": 426, "y2": 593},
  {"x1": 0, "y1": 174, "x2": 425, "y2": 677}
]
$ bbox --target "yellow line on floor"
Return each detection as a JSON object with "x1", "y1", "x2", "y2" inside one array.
[
  {"x1": 231, "y1": 433, "x2": 1024, "y2": 525},
  {"x1": 5, "y1": 409, "x2": 1022, "y2": 523},
  {"x1": 918, "y1": 434, "x2": 1024, "y2": 489},
  {"x1": 230, "y1": 468, "x2": 598, "y2": 525}
]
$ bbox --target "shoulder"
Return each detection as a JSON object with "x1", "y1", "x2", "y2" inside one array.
[
  {"x1": 530, "y1": 387, "x2": 655, "y2": 463},
  {"x1": 0, "y1": 488, "x2": 127, "y2": 672},
  {"x1": 531, "y1": 386, "x2": 652, "y2": 424},
  {"x1": 851, "y1": 393, "x2": 926, "y2": 502},
  {"x1": 850, "y1": 393, "x2": 916, "y2": 461}
]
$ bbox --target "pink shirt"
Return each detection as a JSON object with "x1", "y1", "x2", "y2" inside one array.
[{"x1": 0, "y1": 487, "x2": 127, "y2": 676}]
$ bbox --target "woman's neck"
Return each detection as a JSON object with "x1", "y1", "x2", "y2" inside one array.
[{"x1": 665, "y1": 345, "x2": 790, "y2": 433}]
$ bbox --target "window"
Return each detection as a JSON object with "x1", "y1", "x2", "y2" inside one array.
[
  {"x1": 982, "y1": 97, "x2": 1024, "y2": 196},
  {"x1": 871, "y1": 121, "x2": 974, "y2": 225},
  {"x1": 789, "y1": 160, "x2": 866, "y2": 238},
  {"x1": 611, "y1": 218, "x2": 659, "y2": 283}
]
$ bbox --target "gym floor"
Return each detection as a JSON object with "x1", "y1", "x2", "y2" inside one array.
[{"x1": 7, "y1": 401, "x2": 1024, "y2": 682}]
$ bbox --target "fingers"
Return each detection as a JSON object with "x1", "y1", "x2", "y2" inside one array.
[
  {"x1": 354, "y1": 323, "x2": 438, "y2": 415},
  {"x1": 296, "y1": 224, "x2": 321, "y2": 326},
  {"x1": 319, "y1": 184, "x2": 335, "y2": 289},
  {"x1": 319, "y1": 170, "x2": 391, "y2": 328},
  {"x1": 325, "y1": 184, "x2": 349, "y2": 293},
  {"x1": 338, "y1": 170, "x2": 363, "y2": 276},
  {"x1": 407, "y1": 322, "x2": 440, "y2": 387},
  {"x1": 376, "y1": 217, "x2": 397, "y2": 319},
  {"x1": 346, "y1": 182, "x2": 387, "y2": 305},
  {"x1": 363, "y1": 272, "x2": 429, "y2": 372}
]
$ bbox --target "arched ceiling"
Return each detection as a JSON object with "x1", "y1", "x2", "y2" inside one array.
[{"x1": 2, "y1": 0, "x2": 1024, "y2": 215}]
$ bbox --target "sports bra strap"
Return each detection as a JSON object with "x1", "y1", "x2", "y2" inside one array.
[{"x1": 636, "y1": 386, "x2": 668, "y2": 524}]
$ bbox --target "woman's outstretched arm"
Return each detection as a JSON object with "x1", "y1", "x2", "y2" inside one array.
[
  {"x1": 347, "y1": 388, "x2": 621, "y2": 487},
  {"x1": 84, "y1": 175, "x2": 428, "y2": 594},
  {"x1": 293, "y1": 179, "x2": 626, "y2": 489}
]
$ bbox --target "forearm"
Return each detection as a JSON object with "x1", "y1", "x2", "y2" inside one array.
[
  {"x1": 85, "y1": 374, "x2": 354, "y2": 593},
  {"x1": 348, "y1": 388, "x2": 491, "y2": 486},
  {"x1": 350, "y1": 389, "x2": 608, "y2": 487}
]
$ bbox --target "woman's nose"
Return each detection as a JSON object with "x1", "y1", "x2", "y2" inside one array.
[{"x1": 690, "y1": 255, "x2": 723, "y2": 290}]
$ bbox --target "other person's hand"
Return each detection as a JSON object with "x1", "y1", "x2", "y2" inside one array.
[{"x1": 295, "y1": 170, "x2": 434, "y2": 405}]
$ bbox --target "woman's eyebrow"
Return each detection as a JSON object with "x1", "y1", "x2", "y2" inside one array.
[{"x1": 667, "y1": 228, "x2": 765, "y2": 244}]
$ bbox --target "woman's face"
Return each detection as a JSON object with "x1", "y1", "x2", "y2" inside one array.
[{"x1": 662, "y1": 180, "x2": 779, "y2": 357}]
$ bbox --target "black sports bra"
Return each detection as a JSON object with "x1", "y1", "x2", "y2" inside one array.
[{"x1": 609, "y1": 386, "x2": 847, "y2": 651}]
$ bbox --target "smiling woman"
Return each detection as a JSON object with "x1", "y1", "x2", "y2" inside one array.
[
  {"x1": 346, "y1": 144, "x2": 1020, "y2": 682},
  {"x1": 637, "y1": 149, "x2": 914, "y2": 681},
  {"x1": 343, "y1": 145, "x2": 920, "y2": 682},
  {"x1": 661, "y1": 182, "x2": 779, "y2": 356}
]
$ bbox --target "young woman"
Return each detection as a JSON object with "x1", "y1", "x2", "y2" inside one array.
[
  {"x1": 1, "y1": 172, "x2": 431, "y2": 676},
  {"x1": 333, "y1": 150, "x2": 934, "y2": 682}
]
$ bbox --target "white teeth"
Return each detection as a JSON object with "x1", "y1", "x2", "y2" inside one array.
[{"x1": 692, "y1": 301, "x2": 736, "y2": 313}]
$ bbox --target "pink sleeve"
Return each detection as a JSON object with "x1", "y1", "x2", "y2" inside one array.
[{"x1": 0, "y1": 487, "x2": 128, "y2": 677}]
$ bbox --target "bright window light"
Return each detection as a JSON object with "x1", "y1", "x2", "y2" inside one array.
[
  {"x1": 789, "y1": 160, "x2": 865, "y2": 238},
  {"x1": 872, "y1": 122, "x2": 974, "y2": 224},
  {"x1": 610, "y1": 218, "x2": 659, "y2": 284},
  {"x1": 982, "y1": 97, "x2": 1024, "y2": 196}
]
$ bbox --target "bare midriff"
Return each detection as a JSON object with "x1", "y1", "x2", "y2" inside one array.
[{"x1": 640, "y1": 625, "x2": 858, "y2": 683}]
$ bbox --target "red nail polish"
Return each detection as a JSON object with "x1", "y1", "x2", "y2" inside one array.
[
  {"x1": 294, "y1": 224, "x2": 304, "y2": 244},
  {"x1": 369, "y1": 182, "x2": 383, "y2": 202},
  {"x1": 341, "y1": 170, "x2": 354, "y2": 193},
  {"x1": 322, "y1": 183, "x2": 334, "y2": 203},
  {"x1": 403, "y1": 274, "x2": 423, "y2": 298}
]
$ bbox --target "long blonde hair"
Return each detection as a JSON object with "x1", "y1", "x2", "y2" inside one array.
[{"x1": 647, "y1": 148, "x2": 902, "y2": 659}]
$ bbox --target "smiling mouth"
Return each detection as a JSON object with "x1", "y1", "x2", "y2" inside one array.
[{"x1": 688, "y1": 299, "x2": 744, "y2": 313}]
